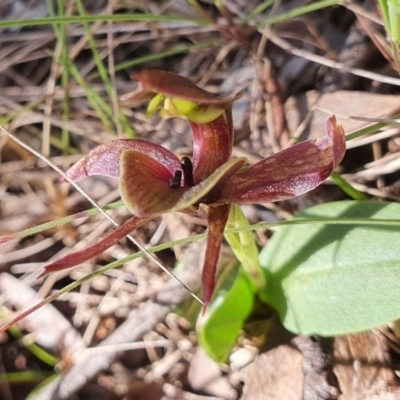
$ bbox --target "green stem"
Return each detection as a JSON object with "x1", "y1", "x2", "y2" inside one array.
[
  {"x1": 224, "y1": 204, "x2": 266, "y2": 290},
  {"x1": 331, "y1": 172, "x2": 368, "y2": 200}
]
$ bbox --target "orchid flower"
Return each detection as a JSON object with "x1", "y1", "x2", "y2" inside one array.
[{"x1": 41, "y1": 70, "x2": 346, "y2": 305}]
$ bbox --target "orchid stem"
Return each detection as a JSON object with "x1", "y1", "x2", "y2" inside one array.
[{"x1": 224, "y1": 204, "x2": 266, "y2": 290}]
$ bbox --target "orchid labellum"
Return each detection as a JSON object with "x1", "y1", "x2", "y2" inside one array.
[{"x1": 41, "y1": 70, "x2": 346, "y2": 305}]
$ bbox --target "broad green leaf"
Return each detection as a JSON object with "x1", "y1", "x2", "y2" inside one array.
[
  {"x1": 259, "y1": 200, "x2": 400, "y2": 336},
  {"x1": 198, "y1": 267, "x2": 254, "y2": 363}
]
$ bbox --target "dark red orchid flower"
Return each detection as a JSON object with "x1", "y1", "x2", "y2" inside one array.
[{"x1": 40, "y1": 70, "x2": 346, "y2": 305}]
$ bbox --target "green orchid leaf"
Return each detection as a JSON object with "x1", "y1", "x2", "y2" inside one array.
[
  {"x1": 259, "y1": 200, "x2": 400, "y2": 336},
  {"x1": 198, "y1": 266, "x2": 254, "y2": 363}
]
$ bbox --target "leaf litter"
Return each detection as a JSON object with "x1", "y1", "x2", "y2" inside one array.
[{"x1": 1, "y1": 0, "x2": 400, "y2": 399}]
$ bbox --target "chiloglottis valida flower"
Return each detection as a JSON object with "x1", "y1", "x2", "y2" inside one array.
[{"x1": 40, "y1": 70, "x2": 346, "y2": 306}]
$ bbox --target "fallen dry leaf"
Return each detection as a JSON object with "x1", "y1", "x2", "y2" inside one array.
[
  {"x1": 286, "y1": 91, "x2": 400, "y2": 138},
  {"x1": 334, "y1": 330, "x2": 400, "y2": 400},
  {"x1": 241, "y1": 344, "x2": 303, "y2": 400}
]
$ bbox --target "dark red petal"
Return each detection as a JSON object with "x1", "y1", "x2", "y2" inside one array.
[
  {"x1": 220, "y1": 116, "x2": 346, "y2": 204},
  {"x1": 201, "y1": 204, "x2": 231, "y2": 306},
  {"x1": 64, "y1": 139, "x2": 181, "y2": 182},
  {"x1": 190, "y1": 111, "x2": 234, "y2": 184},
  {"x1": 120, "y1": 150, "x2": 187, "y2": 216},
  {"x1": 38, "y1": 215, "x2": 153, "y2": 277},
  {"x1": 124, "y1": 70, "x2": 240, "y2": 106}
]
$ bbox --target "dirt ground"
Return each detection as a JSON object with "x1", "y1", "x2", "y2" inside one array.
[{"x1": 1, "y1": 0, "x2": 400, "y2": 399}]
